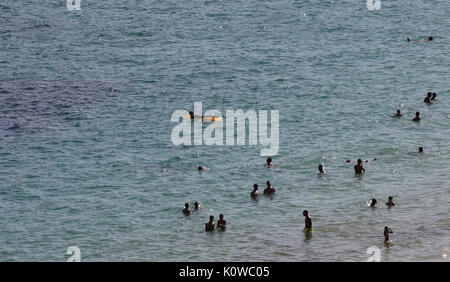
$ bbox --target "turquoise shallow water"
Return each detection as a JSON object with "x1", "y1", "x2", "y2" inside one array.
[{"x1": 0, "y1": 0, "x2": 449, "y2": 261}]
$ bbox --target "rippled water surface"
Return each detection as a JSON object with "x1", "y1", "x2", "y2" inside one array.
[{"x1": 0, "y1": 0, "x2": 449, "y2": 261}]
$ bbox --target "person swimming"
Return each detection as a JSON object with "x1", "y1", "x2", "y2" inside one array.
[
  {"x1": 370, "y1": 198, "x2": 377, "y2": 208},
  {"x1": 217, "y1": 214, "x2": 227, "y2": 230},
  {"x1": 265, "y1": 157, "x2": 274, "y2": 168},
  {"x1": 194, "y1": 202, "x2": 200, "y2": 210},
  {"x1": 198, "y1": 166, "x2": 209, "y2": 172},
  {"x1": 205, "y1": 215, "x2": 215, "y2": 232},
  {"x1": 251, "y1": 184, "x2": 259, "y2": 198},
  {"x1": 183, "y1": 203, "x2": 191, "y2": 215},
  {"x1": 431, "y1": 92, "x2": 437, "y2": 101},
  {"x1": 384, "y1": 226, "x2": 393, "y2": 242},
  {"x1": 318, "y1": 164, "x2": 326, "y2": 174},
  {"x1": 386, "y1": 196, "x2": 395, "y2": 207},
  {"x1": 418, "y1": 147, "x2": 424, "y2": 154},
  {"x1": 393, "y1": 109, "x2": 404, "y2": 117},
  {"x1": 263, "y1": 181, "x2": 276, "y2": 195},
  {"x1": 354, "y1": 159, "x2": 366, "y2": 174},
  {"x1": 412, "y1": 112, "x2": 421, "y2": 122},
  {"x1": 303, "y1": 210, "x2": 312, "y2": 231}
]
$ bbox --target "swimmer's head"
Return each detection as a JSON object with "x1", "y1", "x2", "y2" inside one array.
[
  {"x1": 266, "y1": 180, "x2": 271, "y2": 186},
  {"x1": 198, "y1": 166, "x2": 203, "y2": 171},
  {"x1": 303, "y1": 210, "x2": 308, "y2": 216},
  {"x1": 209, "y1": 215, "x2": 214, "y2": 221},
  {"x1": 432, "y1": 92, "x2": 437, "y2": 98},
  {"x1": 388, "y1": 196, "x2": 393, "y2": 201},
  {"x1": 416, "y1": 112, "x2": 420, "y2": 116},
  {"x1": 427, "y1": 92, "x2": 432, "y2": 97},
  {"x1": 346, "y1": 160, "x2": 351, "y2": 163},
  {"x1": 371, "y1": 198, "x2": 377, "y2": 204},
  {"x1": 185, "y1": 203, "x2": 189, "y2": 208},
  {"x1": 357, "y1": 159, "x2": 362, "y2": 164},
  {"x1": 189, "y1": 111, "x2": 194, "y2": 118},
  {"x1": 397, "y1": 109, "x2": 401, "y2": 114},
  {"x1": 428, "y1": 36, "x2": 433, "y2": 41},
  {"x1": 419, "y1": 147, "x2": 424, "y2": 153},
  {"x1": 219, "y1": 214, "x2": 224, "y2": 219},
  {"x1": 253, "y1": 184, "x2": 258, "y2": 190},
  {"x1": 266, "y1": 157, "x2": 272, "y2": 164},
  {"x1": 194, "y1": 202, "x2": 199, "y2": 208}
]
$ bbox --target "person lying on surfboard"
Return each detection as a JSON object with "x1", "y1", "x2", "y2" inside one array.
[{"x1": 188, "y1": 111, "x2": 221, "y2": 121}]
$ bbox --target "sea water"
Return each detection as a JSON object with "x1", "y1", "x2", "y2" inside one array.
[{"x1": 0, "y1": 0, "x2": 449, "y2": 261}]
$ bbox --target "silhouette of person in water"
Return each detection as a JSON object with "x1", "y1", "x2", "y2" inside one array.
[
  {"x1": 394, "y1": 109, "x2": 403, "y2": 117},
  {"x1": 318, "y1": 164, "x2": 326, "y2": 174},
  {"x1": 263, "y1": 181, "x2": 276, "y2": 195},
  {"x1": 386, "y1": 196, "x2": 395, "y2": 207},
  {"x1": 354, "y1": 159, "x2": 365, "y2": 174},
  {"x1": 205, "y1": 215, "x2": 215, "y2": 231},
  {"x1": 384, "y1": 226, "x2": 393, "y2": 242},
  {"x1": 183, "y1": 203, "x2": 191, "y2": 215},
  {"x1": 431, "y1": 92, "x2": 437, "y2": 101},
  {"x1": 370, "y1": 198, "x2": 377, "y2": 208},
  {"x1": 217, "y1": 214, "x2": 227, "y2": 230},
  {"x1": 303, "y1": 210, "x2": 312, "y2": 231},
  {"x1": 251, "y1": 184, "x2": 259, "y2": 199},
  {"x1": 412, "y1": 112, "x2": 421, "y2": 122},
  {"x1": 265, "y1": 157, "x2": 274, "y2": 168}
]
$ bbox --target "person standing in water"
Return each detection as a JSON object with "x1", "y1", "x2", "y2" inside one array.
[
  {"x1": 194, "y1": 202, "x2": 200, "y2": 210},
  {"x1": 303, "y1": 210, "x2": 312, "y2": 232},
  {"x1": 205, "y1": 215, "x2": 215, "y2": 232},
  {"x1": 384, "y1": 226, "x2": 393, "y2": 242},
  {"x1": 424, "y1": 92, "x2": 432, "y2": 104},
  {"x1": 386, "y1": 196, "x2": 395, "y2": 207},
  {"x1": 265, "y1": 157, "x2": 274, "y2": 168},
  {"x1": 318, "y1": 164, "x2": 326, "y2": 174},
  {"x1": 217, "y1": 214, "x2": 227, "y2": 230},
  {"x1": 263, "y1": 181, "x2": 276, "y2": 195},
  {"x1": 412, "y1": 112, "x2": 421, "y2": 122},
  {"x1": 183, "y1": 203, "x2": 191, "y2": 215},
  {"x1": 251, "y1": 184, "x2": 259, "y2": 199},
  {"x1": 431, "y1": 92, "x2": 437, "y2": 101},
  {"x1": 354, "y1": 159, "x2": 365, "y2": 174}
]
